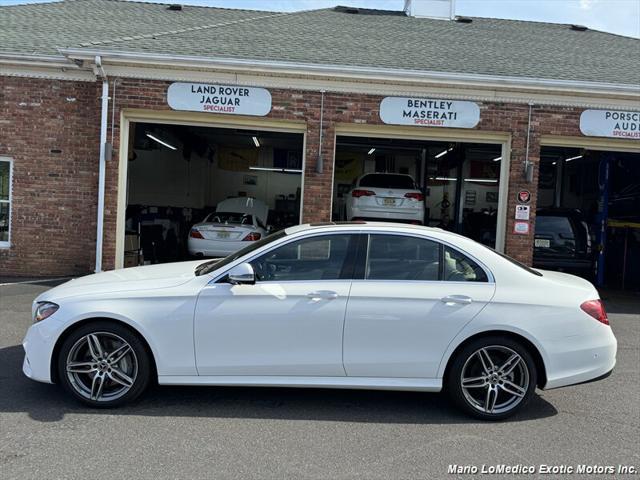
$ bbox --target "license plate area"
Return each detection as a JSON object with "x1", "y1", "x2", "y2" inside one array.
[
  {"x1": 535, "y1": 238, "x2": 550, "y2": 248},
  {"x1": 217, "y1": 231, "x2": 231, "y2": 239},
  {"x1": 382, "y1": 197, "x2": 396, "y2": 206}
]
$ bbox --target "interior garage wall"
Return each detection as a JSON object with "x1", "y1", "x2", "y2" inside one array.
[
  {"x1": 0, "y1": 76, "x2": 99, "y2": 276},
  {"x1": 127, "y1": 144, "x2": 301, "y2": 215}
]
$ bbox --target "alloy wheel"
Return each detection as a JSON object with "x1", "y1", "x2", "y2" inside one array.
[
  {"x1": 460, "y1": 345, "x2": 530, "y2": 415},
  {"x1": 65, "y1": 332, "x2": 138, "y2": 402}
]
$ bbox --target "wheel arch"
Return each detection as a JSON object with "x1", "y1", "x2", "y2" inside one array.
[
  {"x1": 441, "y1": 330, "x2": 548, "y2": 389},
  {"x1": 50, "y1": 316, "x2": 158, "y2": 384}
]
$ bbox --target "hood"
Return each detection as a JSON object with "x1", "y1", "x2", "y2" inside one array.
[
  {"x1": 215, "y1": 197, "x2": 269, "y2": 224},
  {"x1": 38, "y1": 260, "x2": 207, "y2": 301}
]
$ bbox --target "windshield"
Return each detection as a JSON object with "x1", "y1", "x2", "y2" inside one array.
[
  {"x1": 359, "y1": 174, "x2": 416, "y2": 189},
  {"x1": 205, "y1": 212, "x2": 254, "y2": 225},
  {"x1": 195, "y1": 230, "x2": 287, "y2": 276}
]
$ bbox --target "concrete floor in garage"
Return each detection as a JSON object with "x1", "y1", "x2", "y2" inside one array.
[{"x1": 0, "y1": 279, "x2": 638, "y2": 479}]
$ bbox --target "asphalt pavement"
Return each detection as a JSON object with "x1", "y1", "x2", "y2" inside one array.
[{"x1": 0, "y1": 280, "x2": 638, "y2": 479}]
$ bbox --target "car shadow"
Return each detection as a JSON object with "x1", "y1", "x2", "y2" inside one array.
[{"x1": 0, "y1": 344, "x2": 557, "y2": 424}]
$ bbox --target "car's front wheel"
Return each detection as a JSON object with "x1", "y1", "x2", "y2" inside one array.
[
  {"x1": 57, "y1": 321, "x2": 151, "y2": 407},
  {"x1": 447, "y1": 336, "x2": 537, "y2": 420}
]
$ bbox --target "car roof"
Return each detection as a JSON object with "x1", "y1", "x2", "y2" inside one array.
[{"x1": 284, "y1": 221, "x2": 447, "y2": 236}]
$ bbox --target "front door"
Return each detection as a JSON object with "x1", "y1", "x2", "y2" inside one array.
[
  {"x1": 194, "y1": 233, "x2": 359, "y2": 376},
  {"x1": 343, "y1": 234, "x2": 496, "y2": 378}
]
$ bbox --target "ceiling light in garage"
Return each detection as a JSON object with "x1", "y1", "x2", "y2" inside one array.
[
  {"x1": 146, "y1": 133, "x2": 177, "y2": 150},
  {"x1": 565, "y1": 155, "x2": 583, "y2": 162},
  {"x1": 368, "y1": 148, "x2": 376, "y2": 155},
  {"x1": 249, "y1": 166, "x2": 303, "y2": 173},
  {"x1": 435, "y1": 147, "x2": 453, "y2": 158},
  {"x1": 252, "y1": 136, "x2": 260, "y2": 147},
  {"x1": 464, "y1": 178, "x2": 498, "y2": 183},
  {"x1": 430, "y1": 176, "x2": 457, "y2": 181},
  {"x1": 493, "y1": 156, "x2": 502, "y2": 162}
]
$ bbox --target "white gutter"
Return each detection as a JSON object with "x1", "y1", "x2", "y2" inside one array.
[
  {"x1": 59, "y1": 48, "x2": 640, "y2": 97},
  {"x1": 95, "y1": 55, "x2": 109, "y2": 272}
]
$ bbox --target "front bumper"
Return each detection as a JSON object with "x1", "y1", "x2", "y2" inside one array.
[{"x1": 22, "y1": 320, "x2": 59, "y2": 384}]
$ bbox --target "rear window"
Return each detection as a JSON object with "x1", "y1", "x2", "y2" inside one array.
[
  {"x1": 359, "y1": 174, "x2": 415, "y2": 189},
  {"x1": 206, "y1": 212, "x2": 253, "y2": 225}
]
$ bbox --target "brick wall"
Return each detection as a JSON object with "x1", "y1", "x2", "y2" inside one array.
[
  {"x1": 0, "y1": 76, "x2": 100, "y2": 276},
  {"x1": 1, "y1": 75, "x2": 593, "y2": 276}
]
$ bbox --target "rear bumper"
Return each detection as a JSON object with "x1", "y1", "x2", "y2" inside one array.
[
  {"x1": 533, "y1": 257, "x2": 593, "y2": 272},
  {"x1": 542, "y1": 326, "x2": 617, "y2": 390},
  {"x1": 349, "y1": 206, "x2": 424, "y2": 223},
  {"x1": 188, "y1": 238, "x2": 246, "y2": 257}
]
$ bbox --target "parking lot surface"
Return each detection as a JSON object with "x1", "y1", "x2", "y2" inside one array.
[{"x1": 1, "y1": 281, "x2": 638, "y2": 479}]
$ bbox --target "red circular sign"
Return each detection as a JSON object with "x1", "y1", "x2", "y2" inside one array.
[{"x1": 518, "y1": 190, "x2": 531, "y2": 204}]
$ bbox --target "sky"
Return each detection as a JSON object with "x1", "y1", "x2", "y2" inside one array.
[{"x1": 1, "y1": 0, "x2": 639, "y2": 38}]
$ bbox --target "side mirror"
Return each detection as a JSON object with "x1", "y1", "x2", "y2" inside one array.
[{"x1": 227, "y1": 263, "x2": 255, "y2": 285}]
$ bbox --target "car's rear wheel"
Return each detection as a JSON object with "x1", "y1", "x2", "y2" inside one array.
[
  {"x1": 57, "y1": 321, "x2": 151, "y2": 407},
  {"x1": 447, "y1": 336, "x2": 537, "y2": 420}
]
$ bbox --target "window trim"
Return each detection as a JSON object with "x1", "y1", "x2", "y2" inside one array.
[
  {"x1": 363, "y1": 231, "x2": 495, "y2": 283},
  {"x1": 0, "y1": 157, "x2": 13, "y2": 249}
]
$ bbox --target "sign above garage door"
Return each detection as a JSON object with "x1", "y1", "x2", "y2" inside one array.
[
  {"x1": 580, "y1": 109, "x2": 640, "y2": 140},
  {"x1": 379, "y1": 97, "x2": 480, "y2": 128},
  {"x1": 167, "y1": 82, "x2": 272, "y2": 116}
]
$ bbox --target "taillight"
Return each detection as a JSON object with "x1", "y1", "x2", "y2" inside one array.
[
  {"x1": 580, "y1": 299, "x2": 609, "y2": 326},
  {"x1": 404, "y1": 192, "x2": 424, "y2": 201},
  {"x1": 242, "y1": 232, "x2": 261, "y2": 241},
  {"x1": 352, "y1": 189, "x2": 375, "y2": 198},
  {"x1": 189, "y1": 229, "x2": 204, "y2": 239}
]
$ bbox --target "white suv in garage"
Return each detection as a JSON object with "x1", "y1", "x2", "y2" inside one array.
[{"x1": 346, "y1": 173, "x2": 425, "y2": 224}]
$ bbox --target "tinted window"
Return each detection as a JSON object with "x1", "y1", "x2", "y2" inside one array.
[
  {"x1": 359, "y1": 174, "x2": 415, "y2": 189},
  {"x1": 366, "y1": 235, "x2": 440, "y2": 281},
  {"x1": 443, "y1": 246, "x2": 488, "y2": 282},
  {"x1": 250, "y1": 234, "x2": 354, "y2": 281}
]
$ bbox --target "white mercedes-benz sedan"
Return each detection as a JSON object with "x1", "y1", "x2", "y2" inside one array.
[{"x1": 22, "y1": 222, "x2": 616, "y2": 420}]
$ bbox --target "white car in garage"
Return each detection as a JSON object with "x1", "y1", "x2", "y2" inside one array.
[
  {"x1": 188, "y1": 197, "x2": 269, "y2": 258},
  {"x1": 346, "y1": 173, "x2": 425, "y2": 224},
  {"x1": 23, "y1": 222, "x2": 616, "y2": 419}
]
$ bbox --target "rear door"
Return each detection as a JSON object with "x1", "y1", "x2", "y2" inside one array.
[{"x1": 343, "y1": 233, "x2": 496, "y2": 379}]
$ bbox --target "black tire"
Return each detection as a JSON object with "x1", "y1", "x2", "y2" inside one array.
[
  {"x1": 446, "y1": 336, "x2": 537, "y2": 421},
  {"x1": 56, "y1": 321, "x2": 151, "y2": 407}
]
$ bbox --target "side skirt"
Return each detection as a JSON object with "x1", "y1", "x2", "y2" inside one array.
[{"x1": 157, "y1": 375, "x2": 442, "y2": 392}]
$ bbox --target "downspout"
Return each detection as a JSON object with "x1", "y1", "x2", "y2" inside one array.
[
  {"x1": 316, "y1": 90, "x2": 325, "y2": 174},
  {"x1": 524, "y1": 103, "x2": 534, "y2": 182},
  {"x1": 95, "y1": 55, "x2": 109, "y2": 272}
]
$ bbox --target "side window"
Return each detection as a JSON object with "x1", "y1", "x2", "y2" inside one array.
[
  {"x1": 366, "y1": 235, "x2": 440, "y2": 281},
  {"x1": 443, "y1": 246, "x2": 488, "y2": 282},
  {"x1": 250, "y1": 234, "x2": 354, "y2": 282}
]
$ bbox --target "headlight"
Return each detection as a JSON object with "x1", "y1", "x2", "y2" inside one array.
[{"x1": 33, "y1": 302, "x2": 59, "y2": 323}]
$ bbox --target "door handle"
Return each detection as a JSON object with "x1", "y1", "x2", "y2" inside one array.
[
  {"x1": 440, "y1": 295, "x2": 473, "y2": 305},
  {"x1": 307, "y1": 290, "x2": 338, "y2": 300}
]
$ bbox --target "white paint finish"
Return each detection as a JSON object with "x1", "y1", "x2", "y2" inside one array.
[
  {"x1": 167, "y1": 82, "x2": 272, "y2": 116},
  {"x1": 22, "y1": 223, "x2": 617, "y2": 399},
  {"x1": 344, "y1": 281, "x2": 494, "y2": 378},
  {"x1": 380, "y1": 97, "x2": 480, "y2": 128},
  {"x1": 404, "y1": 0, "x2": 455, "y2": 19},
  {"x1": 579, "y1": 109, "x2": 640, "y2": 140},
  {"x1": 194, "y1": 281, "x2": 350, "y2": 376}
]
